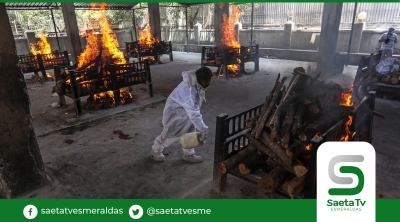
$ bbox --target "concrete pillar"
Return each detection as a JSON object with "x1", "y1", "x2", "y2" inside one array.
[
  {"x1": 0, "y1": 3, "x2": 48, "y2": 198},
  {"x1": 316, "y1": 3, "x2": 343, "y2": 77},
  {"x1": 214, "y1": 3, "x2": 229, "y2": 46},
  {"x1": 283, "y1": 21, "x2": 295, "y2": 49},
  {"x1": 61, "y1": 3, "x2": 82, "y2": 64},
  {"x1": 350, "y1": 22, "x2": 365, "y2": 53},
  {"x1": 24, "y1": 31, "x2": 37, "y2": 52},
  {"x1": 235, "y1": 22, "x2": 242, "y2": 44},
  {"x1": 148, "y1": 3, "x2": 161, "y2": 40},
  {"x1": 194, "y1": 23, "x2": 202, "y2": 45}
]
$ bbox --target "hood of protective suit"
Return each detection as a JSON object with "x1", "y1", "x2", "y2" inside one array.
[{"x1": 182, "y1": 70, "x2": 207, "y2": 102}]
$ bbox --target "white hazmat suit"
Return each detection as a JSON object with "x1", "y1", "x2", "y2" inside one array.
[{"x1": 151, "y1": 70, "x2": 208, "y2": 159}]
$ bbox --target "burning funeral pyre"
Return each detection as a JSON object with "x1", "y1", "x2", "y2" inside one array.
[
  {"x1": 30, "y1": 31, "x2": 52, "y2": 56},
  {"x1": 201, "y1": 4, "x2": 259, "y2": 78},
  {"x1": 217, "y1": 67, "x2": 361, "y2": 198},
  {"x1": 53, "y1": 3, "x2": 153, "y2": 115},
  {"x1": 124, "y1": 14, "x2": 173, "y2": 65}
]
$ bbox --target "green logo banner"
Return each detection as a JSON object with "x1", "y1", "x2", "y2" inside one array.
[{"x1": 0, "y1": 199, "x2": 398, "y2": 221}]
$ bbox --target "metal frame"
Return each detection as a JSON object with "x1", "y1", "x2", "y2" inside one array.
[
  {"x1": 17, "y1": 51, "x2": 69, "y2": 80},
  {"x1": 201, "y1": 45, "x2": 260, "y2": 79},
  {"x1": 55, "y1": 59, "x2": 153, "y2": 117},
  {"x1": 212, "y1": 92, "x2": 376, "y2": 198},
  {"x1": 353, "y1": 52, "x2": 400, "y2": 100}
]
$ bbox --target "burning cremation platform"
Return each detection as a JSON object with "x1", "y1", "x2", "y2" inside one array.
[
  {"x1": 212, "y1": 68, "x2": 376, "y2": 198},
  {"x1": 53, "y1": 59, "x2": 153, "y2": 117},
  {"x1": 124, "y1": 40, "x2": 173, "y2": 65},
  {"x1": 18, "y1": 51, "x2": 70, "y2": 81},
  {"x1": 201, "y1": 45, "x2": 259, "y2": 79}
]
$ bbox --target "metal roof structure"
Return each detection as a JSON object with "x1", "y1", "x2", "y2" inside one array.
[
  {"x1": 5, "y1": 2, "x2": 139, "y2": 10},
  {"x1": 5, "y1": 2, "x2": 206, "y2": 10}
]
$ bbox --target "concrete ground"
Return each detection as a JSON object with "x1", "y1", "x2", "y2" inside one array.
[{"x1": 19, "y1": 52, "x2": 400, "y2": 199}]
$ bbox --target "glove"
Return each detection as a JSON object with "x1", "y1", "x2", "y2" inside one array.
[
  {"x1": 199, "y1": 130, "x2": 208, "y2": 142},
  {"x1": 385, "y1": 38, "x2": 390, "y2": 44}
]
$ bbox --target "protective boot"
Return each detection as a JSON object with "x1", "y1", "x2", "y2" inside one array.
[
  {"x1": 182, "y1": 154, "x2": 203, "y2": 163},
  {"x1": 151, "y1": 150, "x2": 165, "y2": 162}
]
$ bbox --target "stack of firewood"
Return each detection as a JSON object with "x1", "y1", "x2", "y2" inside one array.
[
  {"x1": 218, "y1": 67, "x2": 354, "y2": 198},
  {"x1": 360, "y1": 70, "x2": 400, "y2": 85}
]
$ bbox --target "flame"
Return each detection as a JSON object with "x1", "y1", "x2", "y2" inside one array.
[
  {"x1": 138, "y1": 15, "x2": 160, "y2": 45},
  {"x1": 339, "y1": 86, "x2": 355, "y2": 141},
  {"x1": 46, "y1": 72, "x2": 53, "y2": 79},
  {"x1": 305, "y1": 143, "x2": 312, "y2": 151},
  {"x1": 315, "y1": 132, "x2": 322, "y2": 137},
  {"x1": 221, "y1": 5, "x2": 241, "y2": 48},
  {"x1": 340, "y1": 86, "x2": 353, "y2": 106},
  {"x1": 91, "y1": 89, "x2": 133, "y2": 107},
  {"x1": 30, "y1": 31, "x2": 52, "y2": 55},
  {"x1": 220, "y1": 5, "x2": 241, "y2": 73},
  {"x1": 77, "y1": 31, "x2": 100, "y2": 69},
  {"x1": 340, "y1": 115, "x2": 354, "y2": 141},
  {"x1": 77, "y1": 3, "x2": 126, "y2": 69},
  {"x1": 97, "y1": 3, "x2": 126, "y2": 65}
]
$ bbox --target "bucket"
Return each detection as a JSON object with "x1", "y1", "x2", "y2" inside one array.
[{"x1": 180, "y1": 132, "x2": 204, "y2": 149}]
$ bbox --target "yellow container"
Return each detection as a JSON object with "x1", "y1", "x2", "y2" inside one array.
[{"x1": 180, "y1": 132, "x2": 204, "y2": 149}]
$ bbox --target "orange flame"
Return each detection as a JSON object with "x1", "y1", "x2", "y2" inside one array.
[
  {"x1": 97, "y1": 3, "x2": 126, "y2": 65},
  {"x1": 30, "y1": 31, "x2": 52, "y2": 55},
  {"x1": 340, "y1": 86, "x2": 355, "y2": 141},
  {"x1": 77, "y1": 3, "x2": 126, "y2": 69},
  {"x1": 305, "y1": 143, "x2": 312, "y2": 151},
  {"x1": 77, "y1": 30, "x2": 100, "y2": 69},
  {"x1": 221, "y1": 5, "x2": 241, "y2": 48},
  {"x1": 340, "y1": 116, "x2": 354, "y2": 141},
  {"x1": 340, "y1": 87, "x2": 353, "y2": 106},
  {"x1": 138, "y1": 15, "x2": 160, "y2": 45},
  {"x1": 91, "y1": 89, "x2": 133, "y2": 107},
  {"x1": 220, "y1": 5, "x2": 241, "y2": 73}
]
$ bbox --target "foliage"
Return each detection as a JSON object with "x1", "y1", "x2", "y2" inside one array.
[
  {"x1": 7, "y1": 10, "x2": 65, "y2": 33},
  {"x1": 6, "y1": 2, "x2": 260, "y2": 35}
]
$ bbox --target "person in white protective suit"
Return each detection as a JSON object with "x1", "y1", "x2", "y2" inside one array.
[{"x1": 151, "y1": 67, "x2": 213, "y2": 163}]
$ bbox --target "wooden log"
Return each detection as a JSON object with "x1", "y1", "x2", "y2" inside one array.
[
  {"x1": 252, "y1": 74, "x2": 281, "y2": 136},
  {"x1": 304, "y1": 106, "x2": 354, "y2": 141},
  {"x1": 281, "y1": 174, "x2": 306, "y2": 199},
  {"x1": 398, "y1": 76, "x2": 400, "y2": 81},
  {"x1": 269, "y1": 93, "x2": 301, "y2": 139},
  {"x1": 308, "y1": 104, "x2": 319, "y2": 114},
  {"x1": 390, "y1": 76, "x2": 399, "y2": 84},
  {"x1": 258, "y1": 167, "x2": 290, "y2": 193},
  {"x1": 371, "y1": 76, "x2": 379, "y2": 83},
  {"x1": 260, "y1": 131, "x2": 292, "y2": 165},
  {"x1": 265, "y1": 157, "x2": 280, "y2": 168},
  {"x1": 381, "y1": 77, "x2": 390, "y2": 83},
  {"x1": 218, "y1": 143, "x2": 257, "y2": 175},
  {"x1": 282, "y1": 68, "x2": 306, "y2": 101},
  {"x1": 280, "y1": 105, "x2": 296, "y2": 149},
  {"x1": 364, "y1": 76, "x2": 371, "y2": 83},
  {"x1": 244, "y1": 132, "x2": 295, "y2": 174},
  {"x1": 238, "y1": 152, "x2": 265, "y2": 174},
  {"x1": 293, "y1": 158, "x2": 308, "y2": 178},
  {"x1": 254, "y1": 75, "x2": 288, "y2": 138},
  {"x1": 291, "y1": 105, "x2": 307, "y2": 135},
  {"x1": 287, "y1": 140, "x2": 307, "y2": 159}
]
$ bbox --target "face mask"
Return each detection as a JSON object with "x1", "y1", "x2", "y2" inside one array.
[{"x1": 195, "y1": 82, "x2": 207, "y2": 102}]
